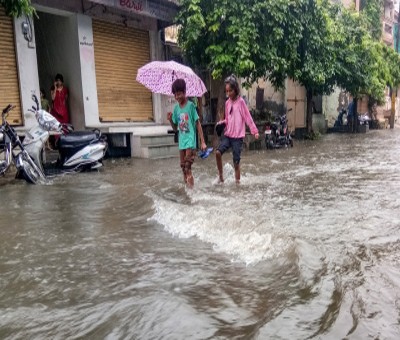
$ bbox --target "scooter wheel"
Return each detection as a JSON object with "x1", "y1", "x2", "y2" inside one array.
[{"x1": 17, "y1": 153, "x2": 43, "y2": 184}]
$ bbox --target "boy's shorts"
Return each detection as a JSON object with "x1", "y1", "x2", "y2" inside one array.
[{"x1": 217, "y1": 137, "x2": 243, "y2": 164}]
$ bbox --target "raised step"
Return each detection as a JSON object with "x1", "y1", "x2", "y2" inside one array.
[
  {"x1": 140, "y1": 134, "x2": 175, "y2": 147},
  {"x1": 141, "y1": 143, "x2": 179, "y2": 159},
  {"x1": 131, "y1": 133, "x2": 179, "y2": 158}
]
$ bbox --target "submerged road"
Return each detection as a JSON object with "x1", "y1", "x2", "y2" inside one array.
[{"x1": 1, "y1": 129, "x2": 400, "y2": 339}]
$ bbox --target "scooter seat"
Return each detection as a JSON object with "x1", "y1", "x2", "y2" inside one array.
[{"x1": 59, "y1": 131, "x2": 99, "y2": 148}]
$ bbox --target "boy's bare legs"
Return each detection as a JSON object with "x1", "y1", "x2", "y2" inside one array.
[
  {"x1": 186, "y1": 169, "x2": 194, "y2": 188},
  {"x1": 179, "y1": 150, "x2": 187, "y2": 184},
  {"x1": 234, "y1": 163, "x2": 240, "y2": 184},
  {"x1": 181, "y1": 149, "x2": 194, "y2": 188},
  {"x1": 216, "y1": 150, "x2": 224, "y2": 183}
]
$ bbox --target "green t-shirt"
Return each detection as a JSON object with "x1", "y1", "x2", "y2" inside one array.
[{"x1": 172, "y1": 100, "x2": 199, "y2": 150}]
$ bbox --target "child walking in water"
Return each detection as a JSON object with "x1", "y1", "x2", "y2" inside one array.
[
  {"x1": 215, "y1": 75, "x2": 259, "y2": 184},
  {"x1": 168, "y1": 79, "x2": 207, "y2": 188}
]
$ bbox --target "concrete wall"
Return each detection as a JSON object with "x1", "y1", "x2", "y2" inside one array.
[
  {"x1": 323, "y1": 87, "x2": 345, "y2": 127},
  {"x1": 241, "y1": 79, "x2": 285, "y2": 111},
  {"x1": 149, "y1": 30, "x2": 168, "y2": 125},
  {"x1": 77, "y1": 14, "x2": 99, "y2": 129},
  {"x1": 13, "y1": 16, "x2": 40, "y2": 129}
]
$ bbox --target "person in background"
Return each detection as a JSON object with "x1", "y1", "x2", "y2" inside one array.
[
  {"x1": 40, "y1": 88, "x2": 51, "y2": 112},
  {"x1": 215, "y1": 75, "x2": 259, "y2": 184},
  {"x1": 168, "y1": 79, "x2": 207, "y2": 188},
  {"x1": 51, "y1": 73, "x2": 69, "y2": 124}
]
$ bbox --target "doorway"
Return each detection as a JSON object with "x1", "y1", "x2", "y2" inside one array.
[{"x1": 34, "y1": 11, "x2": 83, "y2": 128}]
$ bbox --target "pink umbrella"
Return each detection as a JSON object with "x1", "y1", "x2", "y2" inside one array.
[{"x1": 136, "y1": 60, "x2": 207, "y2": 97}]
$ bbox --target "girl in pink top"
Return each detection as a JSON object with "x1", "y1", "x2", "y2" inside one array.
[{"x1": 215, "y1": 75, "x2": 259, "y2": 184}]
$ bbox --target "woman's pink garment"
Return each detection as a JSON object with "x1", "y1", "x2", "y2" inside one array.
[
  {"x1": 222, "y1": 97, "x2": 258, "y2": 138},
  {"x1": 51, "y1": 87, "x2": 69, "y2": 124}
]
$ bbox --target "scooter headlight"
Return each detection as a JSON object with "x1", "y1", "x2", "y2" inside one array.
[{"x1": 0, "y1": 131, "x2": 4, "y2": 143}]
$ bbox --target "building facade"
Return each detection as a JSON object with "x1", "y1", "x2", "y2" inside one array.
[{"x1": 0, "y1": 0, "x2": 178, "y2": 154}]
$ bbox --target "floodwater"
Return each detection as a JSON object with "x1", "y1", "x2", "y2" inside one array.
[{"x1": 1, "y1": 130, "x2": 400, "y2": 340}]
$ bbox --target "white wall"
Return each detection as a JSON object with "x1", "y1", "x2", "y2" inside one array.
[
  {"x1": 13, "y1": 16, "x2": 40, "y2": 129},
  {"x1": 77, "y1": 14, "x2": 100, "y2": 129},
  {"x1": 149, "y1": 30, "x2": 166, "y2": 125}
]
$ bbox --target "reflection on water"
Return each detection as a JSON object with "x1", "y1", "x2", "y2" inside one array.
[{"x1": 1, "y1": 130, "x2": 400, "y2": 339}]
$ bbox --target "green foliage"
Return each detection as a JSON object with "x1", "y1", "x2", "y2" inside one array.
[
  {"x1": 333, "y1": 4, "x2": 398, "y2": 104},
  {"x1": 276, "y1": 0, "x2": 337, "y2": 96},
  {"x1": 177, "y1": 0, "x2": 305, "y2": 85},
  {"x1": 360, "y1": 0, "x2": 384, "y2": 40},
  {"x1": 0, "y1": 0, "x2": 35, "y2": 17},
  {"x1": 177, "y1": 0, "x2": 400, "y2": 116}
]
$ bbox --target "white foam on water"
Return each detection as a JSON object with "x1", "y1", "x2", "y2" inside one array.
[{"x1": 147, "y1": 167, "x2": 293, "y2": 265}]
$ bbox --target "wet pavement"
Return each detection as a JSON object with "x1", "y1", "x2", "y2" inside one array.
[{"x1": 1, "y1": 130, "x2": 400, "y2": 339}]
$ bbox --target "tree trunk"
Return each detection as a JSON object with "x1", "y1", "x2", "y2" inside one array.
[
  {"x1": 390, "y1": 87, "x2": 396, "y2": 129},
  {"x1": 306, "y1": 89, "x2": 313, "y2": 134},
  {"x1": 212, "y1": 78, "x2": 226, "y2": 149},
  {"x1": 352, "y1": 98, "x2": 358, "y2": 133},
  {"x1": 216, "y1": 79, "x2": 226, "y2": 122}
]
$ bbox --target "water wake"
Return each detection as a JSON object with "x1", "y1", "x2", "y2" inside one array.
[{"x1": 148, "y1": 164, "x2": 292, "y2": 265}]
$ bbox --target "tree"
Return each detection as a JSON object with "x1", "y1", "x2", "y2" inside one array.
[
  {"x1": 333, "y1": 4, "x2": 399, "y2": 130},
  {"x1": 0, "y1": 0, "x2": 35, "y2": 17},
  {"x1": 176, "y1": 0, "x2": 304, "y2": 118},
  {"x1": 269, "y1": 0, "x2": 338, "y2": 134}
]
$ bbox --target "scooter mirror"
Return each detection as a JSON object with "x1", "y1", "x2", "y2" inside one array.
[{"x1": 31, "y1": 94, "x2": 39, "y2": 111}]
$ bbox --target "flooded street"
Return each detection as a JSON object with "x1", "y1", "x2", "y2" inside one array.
[{"x1": 1, "y1": 130, "x2": 400, "y2": 339}]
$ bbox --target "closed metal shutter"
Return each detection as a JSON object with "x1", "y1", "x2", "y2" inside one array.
[
  {"x1": 92, "y1": 20, "x2": 153, "y2": 122},
  {"x1": 0, "y1": 8, "x2": 22, "y2": 125}
]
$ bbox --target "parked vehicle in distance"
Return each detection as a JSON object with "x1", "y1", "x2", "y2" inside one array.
[{"x1": 265, "y1": 109, "x2": 293, "y2": 149}]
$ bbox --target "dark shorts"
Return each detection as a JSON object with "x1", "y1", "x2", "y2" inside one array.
[{"x1": 217, "y1": 137, "x2": 243, "y2": 164}]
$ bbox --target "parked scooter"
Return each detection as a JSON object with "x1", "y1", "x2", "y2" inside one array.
[
  {"x1": 358, "y1": 112, "x2": 371, "y2": 125},
  {"x1": 265, "y1": 109, "x2": 293, "y2": 149},
  {"x1": 0, "y1": 103, "x2": 46, "y2": 184},
  {"x1": 22, "y1": 95, "x2": 107, "y2": 177}
]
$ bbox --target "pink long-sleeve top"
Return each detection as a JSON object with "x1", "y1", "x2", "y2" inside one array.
[{"x1": 221, "y1": 97, "x2": 258, "y2": 138}]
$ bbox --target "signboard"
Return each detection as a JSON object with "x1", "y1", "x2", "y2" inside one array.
[{"x1": 89, "y1": 0, "x2": 177, "y2": 22}]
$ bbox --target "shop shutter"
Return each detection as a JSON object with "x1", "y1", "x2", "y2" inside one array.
[
  {"x1": 92, "y1": 20, "x2": 153, "y2": 122},
  {"x1": 0, "y1": 8, "x2": 22, "y2": 125}
]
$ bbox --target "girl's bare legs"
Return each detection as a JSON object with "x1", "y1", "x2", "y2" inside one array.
[
  {"x1": 234, "y1": 163, "x2": 240, "y2": 184},
  {"x1": 216, "y1": 150, "x2": 224, "y2": 182}
]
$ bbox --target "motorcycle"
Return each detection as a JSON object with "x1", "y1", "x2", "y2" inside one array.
[
  {"x1": 0, "y1": 103, "x2": 47, "y2": 184},
  {"x1": 22, "y1": 95, "x2": 108, "y2": 178},
  {"x1": 265, "y1": 109, "x2": 293, "y2": 149},
  {"x1": 334, "y1": 108, "x2": 348, "y2": 127}
]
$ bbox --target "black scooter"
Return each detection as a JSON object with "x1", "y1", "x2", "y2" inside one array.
[{"x1": 264, "y1": 109, "x2": 293, "y2": 149}]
